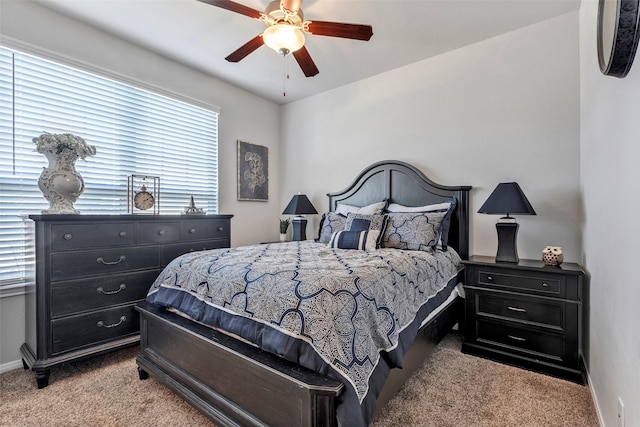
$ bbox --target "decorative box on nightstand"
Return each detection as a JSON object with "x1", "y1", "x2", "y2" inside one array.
[{"x1": 461, "y1": 255, "x2": 586, "y2": 384}]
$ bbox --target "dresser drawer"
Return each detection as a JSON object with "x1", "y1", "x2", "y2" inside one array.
[
  {"x1": 162, "y1": 240, "x2": 230, "y2": 266},
  {"x1": 51, "y1": 269, "x2": 161, "y2": 317},
  {"x1": 477, "y1": 270, "x2": 563, "y2": 297},
  {"x1": 51, "y1": 246, "x2": 161, "y2": 280},
  {"x1": 52, "y1": 222, "x2": 134, "y2": 251},
  {"x1": 182, "y1": 219, "x2": 230, "y2": 241},
  {"x1": 475, "y1": 291, "x2": 565, "y2": 330},
  {"x1": 138, "y1": 222, "x2": 181, "y2": 244},
  {"x1": 51, "y1": 304, "x2": 139, "y2": 354},
  {"x1": 476, "y1": 319, "x2": 566, "y2": 362}
]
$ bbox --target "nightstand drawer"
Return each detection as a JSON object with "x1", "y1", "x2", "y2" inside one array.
[
  {"x1": 476, "y1": 320, "x2": 565, "y2": 362},
  {"x1": 475, "y1": 291, "x2": 564, "y2": 330},
  {"x1": 478, "y1": 270, "x2": 562, "y2": 297}
]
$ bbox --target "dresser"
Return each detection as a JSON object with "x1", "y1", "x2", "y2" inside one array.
[
  {"x1": 21, "y1": 214, "x2": 233, "y2": 388},
  {"x1": 461, "y1": 256, "x2": 586, "y2": 384}
]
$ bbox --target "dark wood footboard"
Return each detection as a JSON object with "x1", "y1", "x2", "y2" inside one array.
[
  {"x1": 136, "y1": 301, "x2": 344, "y2": 427},
  {"x1": 136, "y1": 296, "x2": 462, "y2": 427}
]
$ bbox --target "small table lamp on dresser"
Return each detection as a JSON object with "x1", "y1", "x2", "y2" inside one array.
[
  {"x1": 477, "y1": 182, "x2": 536, "y2": 263},
  {"x1": 283, "y1": 193, "x2": 317, "y2": 241}
]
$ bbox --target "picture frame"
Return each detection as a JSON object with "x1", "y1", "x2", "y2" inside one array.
[
  {"x1": 237, "y1": 140, "x2": 268, "y2": 201},
  {"x1": 597, "y1": 0, "x2": 640, "y2": 77}
]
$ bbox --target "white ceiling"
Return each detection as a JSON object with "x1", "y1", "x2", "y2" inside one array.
[{"x1": 33, "y1": 0, "x2": 581, "y2": 104}]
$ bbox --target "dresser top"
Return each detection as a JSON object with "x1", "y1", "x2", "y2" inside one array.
[
  {"x1": 463, "y1": 255, "x2": 585, "y2": 275},
  {"x1": 28, "y1": 214, "x2": 234, "y2": 221}
]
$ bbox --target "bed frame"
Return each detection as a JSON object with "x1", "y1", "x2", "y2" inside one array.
[{"x1": 136, "y1": 160, "x2": 471, "y2": 426}]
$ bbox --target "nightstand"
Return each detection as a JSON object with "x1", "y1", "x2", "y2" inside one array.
[{"x1": 461, "y1": 255, "x2": 586, "y2": 384}]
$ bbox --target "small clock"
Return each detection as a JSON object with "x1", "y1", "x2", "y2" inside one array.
[
  {"x1": 134, "y1": 185, "x2": 155, "y2": 210},
  {"x1": 128, "y1": 175, "x2": 159, "y2": 214}
]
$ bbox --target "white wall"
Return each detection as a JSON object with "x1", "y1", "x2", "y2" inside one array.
[
  {"x1": 281, "y1": 12, "x2": 581, "y2": 264},
  {"x1": 0, "y1": 0, "x2": 282, "y2": 368},
  {"x1": 580, "y1": 2, "x2": 640, "y2": 426}
]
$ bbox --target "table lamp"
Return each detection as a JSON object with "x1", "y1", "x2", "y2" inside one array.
[
  {"x1": 478, "y1": 182, "x2": 536, "y2": 263},
  {"x1": 282, "y1": 193, "x2": 317, "y2": 241}
]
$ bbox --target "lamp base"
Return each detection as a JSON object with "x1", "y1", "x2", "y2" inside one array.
[
  {"x1": 495, "y1": 222, "x2": 519, "y2": 263},
  {"x1": 291, "y1": 217, "x2": 308, "y2": 241}
]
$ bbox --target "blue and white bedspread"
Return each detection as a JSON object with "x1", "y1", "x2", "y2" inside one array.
[{"x1": 147, "y1": 241, "x2": 462, "y2": 426}]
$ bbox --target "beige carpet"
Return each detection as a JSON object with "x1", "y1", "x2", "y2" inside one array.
[{"x1": 0, "y1": 334, "x2": 598, "y2": 427}]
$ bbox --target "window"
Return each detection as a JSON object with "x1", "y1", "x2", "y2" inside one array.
[{"x1": 0, "y1": 47, "x2": 219, "y2": 286}]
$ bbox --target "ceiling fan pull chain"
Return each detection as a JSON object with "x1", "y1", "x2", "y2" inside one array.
[{"x1": 282, "y1": 53, "x2": 289, "y2": 97}]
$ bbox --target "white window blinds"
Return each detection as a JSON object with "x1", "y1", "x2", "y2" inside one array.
[{"x1": 0, "y1": 47, "x2": 219, "y2": 285}]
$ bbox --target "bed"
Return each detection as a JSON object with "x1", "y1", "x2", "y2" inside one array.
[{"x1": 136, "y1": 160, "x2": 471, "y2": 427}]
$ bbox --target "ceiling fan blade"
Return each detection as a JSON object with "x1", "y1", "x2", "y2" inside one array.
[
  {"x1": 293, "y1": 46, "x2": 319, "y2": 77},
  {"x1": 280, "y1": 0, "x2": 302, "y2": 14},
  {"x1": 196, "y1": 0, "x2": 263, "y2": 19},
  {"x1": 225, "y1": 35, "x2": 265, "y2": 62},
  {"x1": 305, "y1": 21, "x2": 373, "y2": 41}
]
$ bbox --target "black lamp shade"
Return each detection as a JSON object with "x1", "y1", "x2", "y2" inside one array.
[
  {"x1": 478, "y1": 182, "x2": 535, "y2": 263},
  {"x1": 283, "y1": 194, "x2": 317, "y2": 241},
  {"x1": 477, "y1": 182, "x2": 536, "y2": 217},
  {"x1": 283, "y1": 194, "x2": 318, "y2": 216}
]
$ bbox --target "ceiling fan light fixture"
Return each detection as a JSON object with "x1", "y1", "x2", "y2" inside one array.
[{"x1": 263, "y1": 24, "x2": 305, "y2": 55}]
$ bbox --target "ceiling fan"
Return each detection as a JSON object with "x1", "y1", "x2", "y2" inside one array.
[{"x1": 198, "y1": 0, "x2": 374, "y2": 77}]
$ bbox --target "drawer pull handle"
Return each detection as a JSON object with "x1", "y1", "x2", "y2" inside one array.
[
  {"x1": 507, "y1": 306, "x2": 527, "y2": 313},
  {"x1": 158, "y1": 230, "x2": 165, "y2": 236},
  {"x1": 97, "y1": 316, "x2": 126, "y2": 329},
  {"x1": 217, "y1": 226, "x2": 224, "y2": 232},
  {"x1": 487, "y1": 276, "x2": 493, "y2": 281},
  {"x1": 541, "y1": 283, "x2": 549, "y2": 287},
  {"x1": 119, "y1": 231, "x2": 127, "y2": 238},
  {"x1": 507, "y1": 335, "x2": 526, "y2": 342},
  {"x1": 63, "y1": 233, "x2": 73, "y2": 240},
  {"x1": 189, "y1": 228, "x2": 196, "y2": 234},
  {"x1": 97, "y1": 284, "x2": 126, "y2": 295},
  {"x1": 96, "y1": 255, "x2": 126, "y2": 265}
]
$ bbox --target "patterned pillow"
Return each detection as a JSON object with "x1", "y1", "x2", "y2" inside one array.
[
  {"x1": 344, "y1": 213, "x2": 388, "y2": 248},
  {"x1": 328, "y1": 230, "x2": 378, "y2": 251},
  {"x1": 317, "y1": 212, "x2": 347, "y2": 243},
  {"x1": 385, "y1": 198, "x2": 457, "y2": 250},
  {"x1": 382, "y1": 211, "x2": 447, "y2": 251}
]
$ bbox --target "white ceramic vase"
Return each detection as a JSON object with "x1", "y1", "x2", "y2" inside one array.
[
  {"x1": 280, "y1": 233, "x2": 287, "y2": 242},
  {"x1": 38, "y1": 149, "x2": 85, "y2": 214}
]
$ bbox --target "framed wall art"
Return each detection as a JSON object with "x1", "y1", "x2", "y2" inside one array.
[{"x1": 237, "y1": 140, "x2": 268, "y2": 201}]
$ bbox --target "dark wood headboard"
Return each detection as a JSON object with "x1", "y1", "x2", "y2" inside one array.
[{"x1": 327, "y1": 160, "x2": 472, "y2": 259}]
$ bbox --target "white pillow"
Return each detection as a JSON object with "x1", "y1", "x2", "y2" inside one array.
[
  {"x1": 386, "y1": 201, "x2": 451, "y2": 213},
  {"x1": 335, "y1": 201, "x2": 386, "y2": 216}
]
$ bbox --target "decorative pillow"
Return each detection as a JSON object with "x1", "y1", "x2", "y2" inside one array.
[
  {"x1": 328, "y1": 230, "x2": 378, "y2": 251},
  {"x1": 317, "y1": 212, "x2": 347, "y2": 243},
  {"x1": 344, "y1": 213, "x2": 388, "y2": 248},
  {"x1": 385, "y1": 198, "x2": 457, "y2": 250},
  {"x1": 335, "y1": 200, "x2": 387, "y2": 216},
  {"x1": 386, "y1": 201, "x2": 451, "y2": 213},
  {"x1": 382, "y1": 211, "x2": 447, "y2": 251}
]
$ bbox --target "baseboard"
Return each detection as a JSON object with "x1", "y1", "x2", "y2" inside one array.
[
  {"x1": 583, "y1": 363, "x2": 605, "y2": 427},
  {"x1": 0, "y1": 359, "x2": 23, "y2": 374}
]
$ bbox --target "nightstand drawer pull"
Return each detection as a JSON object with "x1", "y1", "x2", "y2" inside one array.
[
  {"x1": 542, "y1": 283, "x2": 549, "y2": 287},
  {"x1": 507, "y1": 306, "x2": 527, "y2": 313},
  {"x1": 119, "y1": 231, "x2": 127, "y2": 238},
  {"x1": 63, "y1": 233, "x2": 73, "y2": 240},
  {"x1": 217, "y1": 226, "x2": 224, "y2": 232},
  {"x1": 96, "y1": 316, "x2": 126, "y2": 328},
  {"x1": 487, "y1": 276, "x2": 493, "y2": 281},
  {"x1": 158, "y1": 230, "x2": 165, "y2": 236},
  {"x1": 189, "y1": 228, "x2": 196, "y2": 234},
  {"x1": 96, "y1": 284, "x2": 126, "y2": 295},
  {"x1": 96, "y1": 255, "x2": 126, "y2": 265},
  {"x1": 507, "y1": 335, "x2": 527, "y2": 342}
]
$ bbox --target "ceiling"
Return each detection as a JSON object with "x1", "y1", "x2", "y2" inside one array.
[{"x1": 33, "y1": 0, "x2": 581, "y2": 104}]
